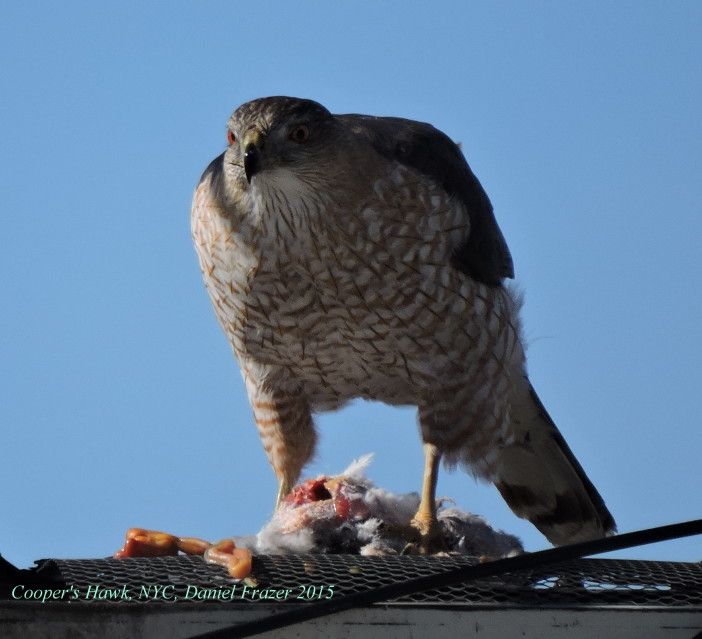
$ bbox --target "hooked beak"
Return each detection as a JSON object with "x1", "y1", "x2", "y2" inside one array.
[{"x1": 243, "y1": 130, "x2": 263, "y2": 183}]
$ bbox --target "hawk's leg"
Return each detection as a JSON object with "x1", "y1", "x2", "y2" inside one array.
[
  {"x1": 409, "y1": 442, "x2": 445, "y2": 553},
  {"x1": 245, "y1": 379, "x2": 316, "y2": 509}
]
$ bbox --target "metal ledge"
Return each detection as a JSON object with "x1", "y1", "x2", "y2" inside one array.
[{"x1": 2, "y1": 554, "x2": 701, "y2": 638}]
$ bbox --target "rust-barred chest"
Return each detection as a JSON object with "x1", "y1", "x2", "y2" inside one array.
[{"x1": 191, "y1": 166, "x2": 518, "y2": 406}]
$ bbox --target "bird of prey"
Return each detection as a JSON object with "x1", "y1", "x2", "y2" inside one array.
[{"x1": 191, "y1": 96, "x2": 615, "y2": 548}]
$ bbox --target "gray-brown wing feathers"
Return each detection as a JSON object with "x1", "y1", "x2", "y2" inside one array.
[
  {"x1": 338, "y1": 114, "x2": 514, "y2": 286},
  {"x1": 198, "y1": 152, "x2": 225, "y2": 193}
]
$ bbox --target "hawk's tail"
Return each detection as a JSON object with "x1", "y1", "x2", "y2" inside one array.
[{"x1": 494, "y1": 380, "x2": 616, "y2": 545}]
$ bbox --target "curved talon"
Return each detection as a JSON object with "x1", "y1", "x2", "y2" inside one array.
[{"x1": 409, "y1": 514, "x2": 446, "y2": 555}]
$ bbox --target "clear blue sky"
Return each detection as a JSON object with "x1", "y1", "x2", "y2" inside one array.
[{"x1": 1, "y1": 2, "x2": 700, "y2": 568}]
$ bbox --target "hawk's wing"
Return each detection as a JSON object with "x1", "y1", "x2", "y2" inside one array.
[
  {"x1": 196, "y1": 152, "x2": 226, "y2": 202},
  {"x1": 338, "y1": 114, "x2": 513, "y2": 286},
  {"x1": 190, "y1": 151, "x2": 232, "y2": 330}
]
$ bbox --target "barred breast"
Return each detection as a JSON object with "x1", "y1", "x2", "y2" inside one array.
[{"x1": 193, "y1": 160, "x2": 524, "y2": 435}]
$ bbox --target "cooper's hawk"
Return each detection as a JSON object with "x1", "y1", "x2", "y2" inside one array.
[{"x1": 191, "y1": 96, "x2": 615, "y2": 547}]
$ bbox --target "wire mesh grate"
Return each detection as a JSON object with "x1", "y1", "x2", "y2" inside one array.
[{"x1": 4, "y1": 553, "x2": 700, "y2": 608}]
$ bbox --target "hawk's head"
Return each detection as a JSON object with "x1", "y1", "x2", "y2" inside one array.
[
  {"x1": 222, "y1": 97, "x2": 344, "y2": 207},
  {"x1": 219, "y1": 97, "x2": 356, "y2": 227}
]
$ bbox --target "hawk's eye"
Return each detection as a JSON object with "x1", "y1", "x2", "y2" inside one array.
[
  {"x1": 289, "y1": 125, "x2": 310, "y2": 143},
  {"x1": 227, "y1": 130, "x2": 236, "y2": 145}
]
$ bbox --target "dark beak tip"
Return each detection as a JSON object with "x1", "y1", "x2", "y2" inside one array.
[{"x1": 244, "y1": 147, "x2": 260, "y2": 183}]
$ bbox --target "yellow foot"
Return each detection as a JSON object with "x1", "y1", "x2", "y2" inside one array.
[{"x1": 405, "y1": 514, "x2": 445, "y2": 555}]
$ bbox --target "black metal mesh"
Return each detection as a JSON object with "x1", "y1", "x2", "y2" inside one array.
[{"x1": 8, "y1": 554, "x2": 701, "y2": 608}]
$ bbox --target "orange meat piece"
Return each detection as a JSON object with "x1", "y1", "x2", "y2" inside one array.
[
  {"x1": 204, "y1": 540, "x2": 253, "y2": 580},
  {"x1": 114, "y1": 528, "x2": 253, "y2": 580},
  {"x1": 114, "y1": 528, "x2": 179, "y2": 558}
]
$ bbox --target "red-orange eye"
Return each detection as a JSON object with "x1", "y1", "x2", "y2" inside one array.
[
  {"x1": 227, "y1": 130, "x2": 236, "y2": 145},
  {"x1": 289, "y1": 125, "x2": 310, "y2": 143}
]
